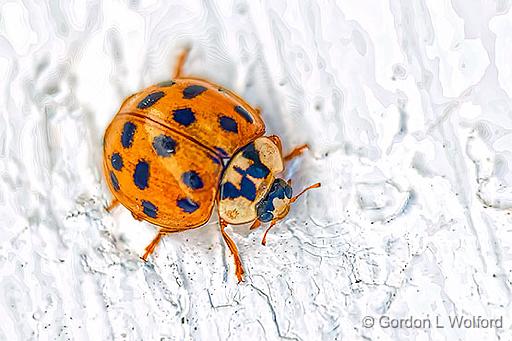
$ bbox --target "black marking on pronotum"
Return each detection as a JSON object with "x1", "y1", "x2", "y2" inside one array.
[
  {"x1": 142, "y1": 200, "x2": 158, "y2": 218},
  {"x1": 221, "y1": 177, "x2": 256, "y2": 201},
  {"x1": 177, "y1": 197, "x2": 200, "y2": 213},
  {"x1": 182, "y1": 171, "x2": 204, "y2": 190},
  {"x1": 220, "y1": 142, "x2": 270, "y2": 201},
  {"x1": 110, "y1": 171, "x2": 120, "y2": 191},
  {"x1": 137, "y1": 91, "x2": 165, "y2": 109},
  {"x1": 121, "y1": 121, "x2": 136, "y2": 148},
  {"x1": 219, "y1": 116, "x2": 238, "y2": 133},
  {"x1": 183, "y1": 85, "x2": 207, "y2": 99},
  {"x1": 241, "y1": 143, "x2": 270, "y2": 178},
  {"x1": 234, "y1": 105, "x2": 254, "y2": 123},
  {"x1": 152, "y1": 134, "x2": 177, "y2": 157},
  {"x1": 173, "y1": 108, "x2": 196, "y2": 126},
  {"x1": 234, "y1": 162, "x2": 269, "y2": 179},
  {"x1": 111, "y1": 153, "x2": 123, "y2": 171},
  {"x1": 133, "y1": 160, "x2": 150, "y2": 190},
  {"x1": 158, "y1": 80, "x2": 175, "y2": 87}
]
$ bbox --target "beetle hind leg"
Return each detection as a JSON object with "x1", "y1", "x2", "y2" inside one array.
[{"x1": 106, "y1": 198, "x2": 120, "y2": 212}]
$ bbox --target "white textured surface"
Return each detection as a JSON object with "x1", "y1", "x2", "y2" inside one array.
[{"x1": 1, "y1": 1, "x2": 512, "y2": 340}]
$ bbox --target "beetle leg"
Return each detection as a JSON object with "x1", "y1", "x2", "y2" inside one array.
[
  {"x1": 249, "y1": 219, "x2": 261, "y2": 230},
  {"x1": 106, "y1": 198, "x2": 120, "y2": 212},
  {"x1": 141, "y1": 231, "x2": 165, "y2": 261},
  {"x1": 173, "y1": 48, "x2": 190, "y2": 79},
  {"x1": 284, "y1": 144, "x2": 309, "y2": 162},
  {"x1": 261, "y1": 220, "x2": 278, "y2": 246},
  {"x1": 131, "y1": 212, "x2": 143, "y2": 221},
  {"x1": 219, "y1": 218, "x2": 244, "y2": 282}
]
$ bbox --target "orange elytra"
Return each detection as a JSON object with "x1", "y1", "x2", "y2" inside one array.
[{"x1": 103, "y1": 49, "x2": 320, "y2": 282}]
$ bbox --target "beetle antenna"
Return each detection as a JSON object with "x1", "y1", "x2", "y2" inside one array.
[{"x1": 290, "y1": 182, "x2": 321, "y2": 203}]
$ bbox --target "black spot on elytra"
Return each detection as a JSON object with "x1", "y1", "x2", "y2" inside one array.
[
  {"x1": 182, "y1": 171, "x2": 204, "y2": 190},
  {"x1": 219, "y1": 116, "x2": 238, "y2": 133},
  {"x1": 142, "y1": 200, "x2": 158, "y2": 218},
  {"x1": 111, "y1": 153, "x2": 123, "y2": 171},
  {"x1": 183, "y1": 85, "x2": 207, "y2": 99},
  {"x1": 133, "y1": 160, "x2": 149, "y2": 190},
  {"x1": 234, "y1": 105, "x2": 254, "y2": 123},
  {"x1": 137, "y1": 91, "x2": 165, "y2": 109},
  {"x1": 121, "y1": 122, "x2": 136, "y2": 148},
  {"x1": 158, "y1": 80, "x2": 175, "y2": 87},
  {"x1": 173, "y1": 108, "x2": 196, "y2": 126},
  {"x1": 214, "y1": 146, "x2": 229, "y2": 158},
  {"x1": 152, "y1": 135, "x2": 177, "y2": 157},
  {"x1": 177, "y1": 198, "x2": 200, "y2": 213},
  {"x1": 208, "y1": 154, "x2": 221, "y2": 165},
  {"x1": 110, "y1": 171, "x2": 120, "y2": 191}
]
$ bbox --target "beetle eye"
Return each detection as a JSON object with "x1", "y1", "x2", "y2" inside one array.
[
  {"x1": 284, "y1": 184, "x2": 293, "y2": 199},
  {"x1": 259, "y1": 211, "x2": 274, "y2": 223}
]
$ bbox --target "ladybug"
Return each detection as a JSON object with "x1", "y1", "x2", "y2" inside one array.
[{"x1": 103, "y1": 49, "x2": 320, "y2": 282}]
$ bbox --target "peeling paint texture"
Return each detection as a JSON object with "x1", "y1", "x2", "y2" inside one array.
[{"x1": 1, "y1": 1, "x2": 512, "y2": 340}]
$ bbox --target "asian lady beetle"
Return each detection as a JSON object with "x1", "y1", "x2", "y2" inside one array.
[{"x1": 103, "y1": 49, "x2": 320, "y2": 282}]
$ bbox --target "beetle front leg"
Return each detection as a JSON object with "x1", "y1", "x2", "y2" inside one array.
[
  {"x1": 284, "y1": 144, "x2": 308, "y2": 162},
  {"x1": 249, "y1": 219, "x2": 261, "y2": 230},
  {"x1": 219, "y1": 218, "x2": 245, "y2": 282},
  {"x1": 261, "y1": 220, "x2": 278, "y2": 246}
]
